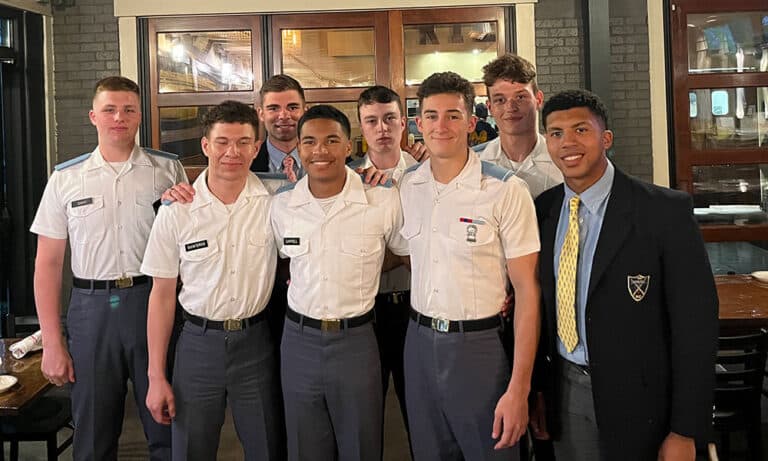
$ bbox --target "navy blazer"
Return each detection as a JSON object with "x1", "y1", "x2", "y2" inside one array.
[
  {"x1": 534, "y1": 166, "x2": 718, "y2": 459},
  {"x1": 250, "y1": 139, "x2": 271, "y2": 172}
]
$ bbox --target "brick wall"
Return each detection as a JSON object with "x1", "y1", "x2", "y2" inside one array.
[
  {"x1": 534, "y1": 17, "x2": 586, "y2": 97},
  {"x1": 52, "y1": 0, "x2": 120, "y2": 163},
  {"x1": 535, "y1": 0, "x2": 652, "y2": 182},
  {"x1": 609, "y1": 15, "x2": 652, "y2": 182}
]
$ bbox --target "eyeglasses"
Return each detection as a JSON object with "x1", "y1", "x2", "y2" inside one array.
[{"x1": 212, "y1": 138, "x2": 256, "y2": 153}]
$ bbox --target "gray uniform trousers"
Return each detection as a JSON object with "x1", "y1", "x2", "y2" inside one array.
[
  {"x1": 66, "y1": 282, "x2": 171, "y2": 461},
  {"x1": 281, "y1": 316, "x2": 383, "y2": 461},
  {"x1": 403, "y1": 319, "x2": 520, "y2": 461},
  {"x1": 553, "y1": 360, "x2": 602, "y2": 461},
  {"x1": 171, "y1": 319, "x2": 284, "y2": 461}
]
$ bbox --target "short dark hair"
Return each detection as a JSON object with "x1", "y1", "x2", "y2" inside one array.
[
  {"x1": 482, "y1": 54, "x2": 538, "y2": 93},
  {"x1": 417, "y1": 72, "x2": 475, "y2": 115},
  {"x1": 298, "y1": 104, "x2": 351, "y2": 139},
  {"x1": 93, "y1": 76, "x2": 140, "y2": 99},
  {"x1": 542, "y1": 89, "x2": 610, "y2": 130},
  {"x1": 357, "y1": 86, "x2": 403, "y2": 120},
  {"x1": 201, "y1": 100, "x2": 259, "y2": 137},
  {"x1": 259, "y1": 74, "x2": 305, "y2": 105}
]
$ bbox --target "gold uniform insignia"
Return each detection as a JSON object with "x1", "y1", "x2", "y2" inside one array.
[{"x1": 627, "y1": 274, "x2": 650, "y2": 302}]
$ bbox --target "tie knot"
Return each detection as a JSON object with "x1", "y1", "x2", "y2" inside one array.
[{"x1": 569, "y1": 195, "x2": 580, "y2": 212}]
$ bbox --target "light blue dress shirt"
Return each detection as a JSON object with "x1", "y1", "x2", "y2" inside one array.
[
  {"x1": 553, "y1": 161, "x2": 614, "y2": 365},
  {"x1": 266, "y1": 138, "x2": 303, "y2": 178}
]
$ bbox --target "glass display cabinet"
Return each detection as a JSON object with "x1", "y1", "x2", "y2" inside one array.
[{"x1": 671, "y1": 0, "x2": 768, "y2": 273}]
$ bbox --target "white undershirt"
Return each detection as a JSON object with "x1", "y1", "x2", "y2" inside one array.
[{"x1": 316, "y1": 193, "x2": 340, "y2": 214}]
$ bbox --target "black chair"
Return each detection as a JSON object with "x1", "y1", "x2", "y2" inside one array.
[
  {"x1": 711, "y1": 329, "x2": 768, "y2": 461},
  {"x1": 0, "y1": 386, "x2": 74, "y2": 461}
]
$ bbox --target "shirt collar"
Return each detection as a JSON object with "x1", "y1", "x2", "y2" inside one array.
[
  {"x1": 190, "y1": 169, "x2": 270, "y2": 212},
  {"x1": 360, "y1": 151, "x2": 409, "y2": 172},
  {"x1": 266, "y1": 138, "x2": 299, "y2": 170},
  {"x1": 88, "y1": 145, "x2": 148, "y2": 170},
  {"x1": 288, "y1": 166, "x2": 368, "y2": 208},
  {"x1": 412, "y1": 150, "x2": 481, "y2": 189},
  {"x1": 564, "y1": 160, "x2": 614, "y2": 214}
]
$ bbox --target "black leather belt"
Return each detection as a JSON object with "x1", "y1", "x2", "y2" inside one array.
[
  {"x1": 286, "y1": 307, "x2": 374, "y2": 332},
  {"x1": 183, "y1": 310, "x2": 266, "y2": 332},
  {"x1": 376, "y1": 290, "x2": 410, "y2": 305},
  {"x1": 73, "y1": 275, "x2": 148, "y2": 290},
  {"x1": 409, "y1": 308, "x2": 501, "y2": 333}
]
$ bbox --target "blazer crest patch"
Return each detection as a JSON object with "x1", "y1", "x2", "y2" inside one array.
[{"x1": 627, "y1": 274, "x2": 650, "y2": 302}]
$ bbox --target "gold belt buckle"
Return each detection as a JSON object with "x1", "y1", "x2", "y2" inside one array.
[
  {"x1": 431, "y1": 317, "x2": 450, "y2": 333},
  {"x1": 321, "y1": 319, "x2": 341, "y2": 332},
  {"x1": 223, "y1": 319, "x2": 243, "y2": 331},
  {"x1": 115, "y1": 277, "x2": 133, "y2": 289}
]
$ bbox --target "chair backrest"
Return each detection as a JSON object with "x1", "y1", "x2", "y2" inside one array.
[{"x1": 713, "y1": 329, "x2": 768, "y2": 429}]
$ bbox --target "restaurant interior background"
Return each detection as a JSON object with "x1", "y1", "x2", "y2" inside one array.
[{"x1": 0, "y1": 0, "x2": 765, "y2": 457}]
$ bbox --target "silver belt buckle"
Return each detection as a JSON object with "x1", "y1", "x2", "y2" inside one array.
[
  {"x1": 431, "y1": 317, "x2": 450, "y2": 333},
  {"x1": 321, "y1": 319, "x2": 341, "y2": 332},
  {"x1": 115, "y1": 277, "x2": 133, "y2": 289},
  {"x1": 223, "y1": 319, "x2": 243, "y2": 331}
]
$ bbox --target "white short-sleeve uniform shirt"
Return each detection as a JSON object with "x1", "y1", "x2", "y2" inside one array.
[
  {"x1": 477, "y1": 134, "x2": 562, "y2": 198},
  {"x1": 353, "y1": 151, "x2": 417, "y2": 293},
  {"x1": 399, "y1": 152, "x2": 540, "y2": 321},
  {"x1": 30, "y1": 145, "x2": 187, "y2": 279},
  {"x1": 141, "y1": 171, "x2": 277, "y2": 321},
  {"x1": 270, "y1": 167, "x2": 409, "y2": 320}
]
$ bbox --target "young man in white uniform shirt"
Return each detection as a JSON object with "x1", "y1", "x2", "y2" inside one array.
[
  {"x1": 270, "y1": 105, "x2": 409, "y2": 461},
  {"x1": 142, "y1": 101, "x2": 283, "y2": 461},
  {"x1": 30, "y1": 76, "x2": 185, "y2": 461},
  {"x1": 476, "y1": 54, "x2": 562, "y2": 199},
  {"x1": 399, "y1": 72, "x2": 541, "y2": 461},
  {"x1": 347, "y1": 85, "x2": 426, "y2": 451}
]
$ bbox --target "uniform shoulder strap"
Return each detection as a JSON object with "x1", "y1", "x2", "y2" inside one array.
[
  {"x1": 54, "y1": 152, "x2": 91, "y2": 171},
  {"x1": 480, "y1": 160, "x2": 514, "y2": 182},
  {"x1": 143, "y1": 147, "x2": 179, "y2": 160}
]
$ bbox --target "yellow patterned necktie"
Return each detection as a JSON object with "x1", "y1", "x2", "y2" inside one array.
[{"x1": 557, "y1": 195, "x2": 580, "y2": 353}]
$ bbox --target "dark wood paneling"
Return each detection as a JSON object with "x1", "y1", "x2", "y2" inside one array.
[
  {"x1": 669, "y1": 0, "x2": 768, "y2": 244},
  {"x1": 147, "y1": 16, "x2": 262, "y2": 149}
]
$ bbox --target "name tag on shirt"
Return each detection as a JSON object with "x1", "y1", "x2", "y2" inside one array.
[
  {"x1": 283, "y1": 237, "x2": 300, "y2": 246},
  {"x1": 184, "y1": 240, "x2": 208, "y2": 252},
  {"x1": 71, "y1": 197, "x2": 93, "y2": 208}
]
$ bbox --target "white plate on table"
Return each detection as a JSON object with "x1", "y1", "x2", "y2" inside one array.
[
  {"x1": 0, "y1": 375, "x2": 18, "y2": 393},
  {"x1": 751, "y1": 271, "x2": 768, "y2": 283}
]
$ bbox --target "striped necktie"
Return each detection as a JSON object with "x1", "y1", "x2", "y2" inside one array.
[
  {"x1": 282, "y1": 155, "x2": 298, "y2": 183},
  {"x1": 557, "y1": 195, "x2": 580, "y2": 353}
]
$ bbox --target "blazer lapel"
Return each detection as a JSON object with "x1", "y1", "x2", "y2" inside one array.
[
  {"x1": 587, "y1": 168, "x2": 633, "y2": 299},
  {"x1": 538, "y1": 187, "x2": 564, "y2": 321},
  {"x1": 250, "y1": 140, "x2": 270, "y2": 172}
]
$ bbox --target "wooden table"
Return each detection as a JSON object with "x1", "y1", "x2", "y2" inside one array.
[
  {"x1": 0, "y1": 338, "x2": 51, "y2": 416},
  {"x1": 715, "y1": 274, "x2": 768, "y2": 333}
]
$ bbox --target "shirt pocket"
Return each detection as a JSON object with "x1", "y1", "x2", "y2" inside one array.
[
  {"x1": 280, "y1": 236, "x2": 310, "y2": 259},
  {"x1": 180, "y1": 238, "x2": 220, "y2": 293},
  {"x1": 68, "y1": 195, "x2": 105, "y2": 244},
  {"x1": 340, "y1": 235, "x2": 384, "y2": 286},
  {"x1": 449, "y1": 220, "x2": 495, "y2": 247},
  {"x1": 180, "y1": 239, "x2": 220, "y2": 262},
  {"x1": 399, "y1": 220, "x2": 422, "y2": 242},
  {"x1": 247, "y1": 232, "x2": 274, "y2": 269},
  {"x1": 134, "y1": 192, "x2": 157, "y2": 236}
]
